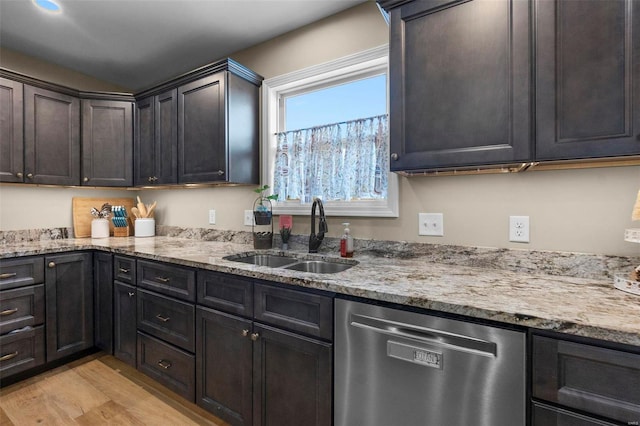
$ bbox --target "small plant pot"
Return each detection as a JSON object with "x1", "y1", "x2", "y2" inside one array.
[
  {"x1": 254, "y1": 211, "x2": 272, "y2": 225},
  {"x1": 253, "y1": 231, "x2": 273, "y2": 249}
]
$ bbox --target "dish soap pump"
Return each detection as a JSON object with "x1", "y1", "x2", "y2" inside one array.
[{"x1": 340, "y1": 222, "x2": 354, "y2": 258}]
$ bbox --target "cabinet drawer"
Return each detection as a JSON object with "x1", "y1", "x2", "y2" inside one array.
[
  {"x1": 0, "y1": 325, "x2": 45, "y2": 381},
  {"x1": 137, "y1": 332, "x2": 195, "y2": 401},
  {"x1": 138, "y1": 289, "x2": 195, "y2": 352},
  {"x1": 137, "y1": 260, "x2": 195, "y2": 302},
  {"x1": 254, "y1": 283, "x2": 333, "y2": 341},
  {"x1": 532, "y1": 335, "x2": 640, "y2": 424},
  {"x1": 532, "y1": 402, "x2": 617, "y2": 426},
  {"x1": 0, "y1": 284, "x2": 44, "y2": 335},
  {"x1": 114, "y1": 256, "x2": 136, "y2": 285},
  {"x1": 197, "y1": 270, "x2": 252, "y2": 317},
  {"x1": 0, "y1": 257, "x2": 44, "y2": 291}
]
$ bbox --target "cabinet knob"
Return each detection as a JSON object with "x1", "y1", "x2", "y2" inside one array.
[
  {"x1": 83, "y1": 177, "x2": 89, "y2": 182},
  {"x1": 391, "y1": 153, "x2": 399, "y2": 161},
  {"x1": 148, "y1": 176, "x2": 153, "y2": 182},
  {"x1": 48, "y1": 262, "x2": 56, "y2": 268},
  {"x1": 241, "y1": 329, "x2": 249, "y2": 337},
  {"x1": 216, "y1": 170, "x2": 225, "y2": 176},
  {"x1": 250, "y1": 332, "x2": 260, "y2": 341},
  {"x1": 26, "y1": 173, "x2": 33, "y2": 179},
  {"x1": 152, "y1": 176, "x2": 158, "y2": 182},
  {"x1": 128, "y1": 292, "x2": 135, "y2": 297},
  {"x1": 15, "y1": 172, "x2": 23, "y2": 178}
]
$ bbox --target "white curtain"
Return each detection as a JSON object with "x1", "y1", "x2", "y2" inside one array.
[{"x1": 274, "y1": 114, "x2": 389, "y2": 204}]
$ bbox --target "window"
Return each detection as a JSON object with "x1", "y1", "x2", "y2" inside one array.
[{"x1": 262, "y1": 44, "x2": 398, "y2": 217}]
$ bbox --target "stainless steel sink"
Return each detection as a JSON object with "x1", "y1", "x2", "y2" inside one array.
[
  {"x1": 284, "y1": 260, "x2": 354, "y2": 274},
  {"x1": 223, "y1": 254, "x2": 297, "y2": 268},
  {"x1": 224, "y1": 253, "x2": 356, "y2": 274}
]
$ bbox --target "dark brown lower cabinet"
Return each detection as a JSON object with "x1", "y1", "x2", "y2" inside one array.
[
  {"x1": 45, "y1": 252, "x2": 93, "y2": 362},
  {"x1": 252, "y1": 323, "x2": 332, "y2": 426},
  {"x1": 93, "y1": 252, "x2": 113, "y2": 354},
  {"x1": 137, "y1": 332, "x2": 195, "y2": 401},
  {"x1": 0, "y1": 325, "x2": 45, "y2": 381},
  {"x1": 196, "y1": 306, "x2": 332, "y2": 426},
  {"x1": 532, "y1": 333, "x2": 640, "y2": 425},
  {"x1": 196, "y1": 306, "x2": 253, "y2": 425},
  {"x1": 532, "y1": 402, "x2": 617, "y2": 426},
  {"x1": 113, "y1": 281, "x2": 136, "y2": 367}
]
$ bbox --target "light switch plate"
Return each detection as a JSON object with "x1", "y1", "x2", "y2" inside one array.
[
  {"x1": 419, "y1": 213, "x2": 444, "y2": 236},
  {"x1": 208, "y1": 209, "x2": 216, "y2": 225},
  {"x1": 244, "y1": 210, "x2": 254, "y2": 226}
]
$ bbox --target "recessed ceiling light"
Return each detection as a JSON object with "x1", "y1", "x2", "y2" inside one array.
[{"x1": 33, "y1": 0, "x2": 62, "y2": 14}]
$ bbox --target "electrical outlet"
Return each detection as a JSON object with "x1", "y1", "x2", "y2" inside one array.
[
  {"x1": 509, "y1": 216, "x2": 529, "y2": 243},
  {"x1": 244, "y1": 210, "x2": 254, "y2": 226},
  {"x1": 418, "y1": 213, "x2": 444, "y2": 236},
  {"x1": 208, "y1": 209, "x2": 216, "y2": 225}
]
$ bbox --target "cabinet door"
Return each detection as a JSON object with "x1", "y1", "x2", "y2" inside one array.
[
  {"x1": 178, "y1": 73, "x2": 227, "y2": 183},
  {"x1": 196, "y1": 306, "x2": 253, "y2": 426},
  {"x1": 387, "y1": 0, "x2": 531, "y2": 171},
  {"x1": 0, "y1": 78, "x2": 24, "y2": 183},
  {"x1": 253, "y1": 323, "x2": 332, "y2": 426},
  {"x1": 134, "y1": 95, "x2": 155, "y2": 186},
  {"x1": 45, "y1": 252, "x2": 93, "y2": 362},
  {"x1": 114, "y1": 281, "x2": 137, "y2": 367},
  {"x1": 93, "y1": 252, "x2": 113, "y2": 354},
  {"x1": 81, "y1": 99, "x2": 133, "y2": 186},
  {"x1": 155, "y1": 89, "x2": 178, "y2": 185},
  {"x1": 135, "y1": 90, "x2": 178, "y2": 186},
  {"x1": 24, "y1": 85, "x2": 80, "y2": 185},
  {"x1": 536, "y1": 0, "x2": 640, "y2": 160}
]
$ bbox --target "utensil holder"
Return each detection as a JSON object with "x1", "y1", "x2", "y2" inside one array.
[
  {"x1": 135, "y1": 218, "x2": 155, "y2": 237},
  {"x1": 91, "y1": 219, "x2": 110, "y2": 238}
]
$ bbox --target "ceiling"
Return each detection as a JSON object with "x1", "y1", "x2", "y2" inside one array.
[{"x1": 0, "y1": 0, "x2": 367, "y2": 91}]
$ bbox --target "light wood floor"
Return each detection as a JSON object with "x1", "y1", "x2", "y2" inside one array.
[{"x1": 0, "y1": 353, "x2": 229, "y2": 425}]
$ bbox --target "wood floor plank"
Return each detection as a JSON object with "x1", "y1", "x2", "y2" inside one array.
[{"x1": 0, "y1": 354, "x2": 228, "y2": 426}]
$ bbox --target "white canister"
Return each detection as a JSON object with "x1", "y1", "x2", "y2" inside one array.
[
  {"x1": 135, "y1": 218, "x2": 155, "y2": 237},
  {"x1": 91, "y1": 219, "x2": 110, "y2": 238}
]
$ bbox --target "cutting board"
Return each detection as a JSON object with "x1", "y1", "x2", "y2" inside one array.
[{"x1": 72, "y1": 197, "x2": 136, "y2": 238}]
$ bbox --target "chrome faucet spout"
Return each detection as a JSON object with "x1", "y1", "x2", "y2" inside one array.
[{"x1": 309, "y1": 198, "x2": 327, "y2": 253}]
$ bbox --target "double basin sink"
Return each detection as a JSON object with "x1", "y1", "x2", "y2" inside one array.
[{"x1": 223, "y1": 253, "x2": 357, "y2": 274}]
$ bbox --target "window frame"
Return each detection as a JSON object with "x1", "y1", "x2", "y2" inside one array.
[{"x1": 261, "y1": 44, "x2": 398, "y2": 217}]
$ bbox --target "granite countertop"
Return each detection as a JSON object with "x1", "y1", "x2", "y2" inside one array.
[{"x1": 2, "y1": 236, "x2": 639, "y2": 346}]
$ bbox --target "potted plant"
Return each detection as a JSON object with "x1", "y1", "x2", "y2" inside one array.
[
  {"x1": 280, "y1": 226, "x2": 291, "y2": 250},
  {"x1": 253, "y1": 185, "x2": 278, "y2": 225}
]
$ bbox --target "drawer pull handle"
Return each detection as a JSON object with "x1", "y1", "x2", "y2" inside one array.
[
  {"x1": 155, "y1": 276, "x2": 171, "y2": 283},
  {"x1": 0, "y1": 308, "x2": 18, "y2": 316},
  {"x1": 157, "y1": 359, "x2": 172, "y2": 369},
  {"x1": 0, "y1": 351, "x2": 18, "y2": 362},
  {"x1": 250, "y1": 333, "x2": 260, "y2": 341},
  {"x1": 118, "y1": 268, "x2": 130, "y2": 273},
  {"x1": 128, "y1": 292, "x2": 135, "y2": 297},
  {"x1": 241, "y1": 329, "x2": 249, "y2": 337},
  {"x1": 0, "y1": 273, "x2": 17, "y2": 279},
  {"x1": 155, "y1": 314, "x2": 170, "y2": 322}
]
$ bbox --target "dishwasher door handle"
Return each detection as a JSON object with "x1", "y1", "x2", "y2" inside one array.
[{"x1": 350, "y1": 313, "x2": 497, "y2": 357}]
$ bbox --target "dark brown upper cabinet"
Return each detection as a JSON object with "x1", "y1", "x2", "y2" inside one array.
[
  {"x1": 24, "y1": 84, "x2": 80, "y2": 185},
  {"x1": 379, "y1": 0, "x2": 532, "y2": 172},
  {"x1": 176, "y1": 66, "x2": 261, "y2": 184},
  {"x1": 535, "y1": 0, "x2": 640, "y2": 161},
  {"x1": 0, "y1": 77, "x2": 24, "y2": 183},
  {"x1": 134, "y1": 89, "x2": 178, "y2": 186},
  {"x1": 81, "y1": 98, "x2": 134, "y2": 186}
]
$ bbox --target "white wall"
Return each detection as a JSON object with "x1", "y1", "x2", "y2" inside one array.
[{"x1": 1, "y1": 3, "x2": 639, "y2": 257}]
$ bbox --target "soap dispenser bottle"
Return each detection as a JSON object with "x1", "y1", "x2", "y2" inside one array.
[{"x1": 340, "y1": 222, "x2": 354, "y2": 258}]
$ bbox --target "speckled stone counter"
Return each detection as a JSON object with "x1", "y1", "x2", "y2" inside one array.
[{"x1": 1, "y1": 235, "x2": 639, "y2": 346}]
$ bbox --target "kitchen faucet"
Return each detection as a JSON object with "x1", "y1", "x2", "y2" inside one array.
[{"x1": 309, "y1": 198, "x2": 327, "y2": 253}]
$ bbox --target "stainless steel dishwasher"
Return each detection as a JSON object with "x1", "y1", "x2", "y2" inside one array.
[{"x1": 335, "y1": 299, "x2": 526, "y2": 426}]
